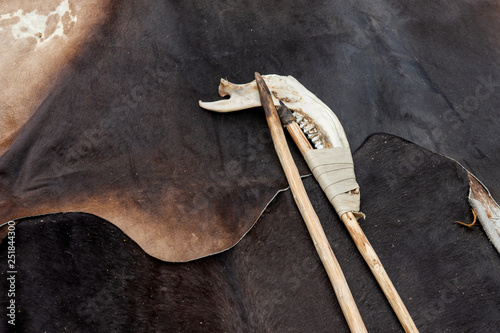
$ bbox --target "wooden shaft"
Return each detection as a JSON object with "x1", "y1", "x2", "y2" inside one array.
[
  {"x1": 285, "y1": 120, "x2": 313, "y2": 155},
  {"x1": 285, "y1": 121, "x2": 313, "y2": 155},
  {"x1": 341, "y1": 212, "x2": 419, "y2": 333},
  {"x1": 281, "y1": 114, "x2": 419, "y2": 333},
  {"x1": 255, "y1": 73, "x2": 367, "y2": 333}
]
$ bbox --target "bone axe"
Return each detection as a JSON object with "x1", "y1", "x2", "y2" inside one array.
[{"x1": 200, "y1": 73, "x2": 418, "y2": 333}]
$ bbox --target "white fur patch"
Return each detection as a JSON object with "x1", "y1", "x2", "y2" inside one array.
[{"x1": 0, "y1": 0, "x2": 77, "y2": 45}]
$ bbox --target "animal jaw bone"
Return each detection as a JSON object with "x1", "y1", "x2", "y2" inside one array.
[
  {"x1": 201, "y1": 74, "x2": 363, "y2": 218},
  {"x1": 199, "y1": 75, "x2": 350, "y2": 149}
]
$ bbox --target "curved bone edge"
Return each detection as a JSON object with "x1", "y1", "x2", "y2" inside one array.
[
  {"x1": 304, "y1": 148, "x2": 363, "y2": 218},
  {"x1": 467, "y1": 173, "x2": 500, "y2": 254},
  {"x1": 199, "y1": 74, "x2": 350, "y2": 148}
]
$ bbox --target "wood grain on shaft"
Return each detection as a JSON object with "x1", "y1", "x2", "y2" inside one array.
[
  {"x1": 255, "y1": 72, "x2": 367, "y2": 333},
  {"x1": 341, "y1": 213, "x2": 418, "y2": 333},
  {"x1": 286, "y1": 122, "x2": 313, "y2": 156}
]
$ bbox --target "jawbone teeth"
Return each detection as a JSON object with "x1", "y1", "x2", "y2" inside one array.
[
  {"x1": 293, "y1": 112, "x2": 304, "y2": 122},
  {"x1": 307, "y1": 130, "x2": 319, "y2": 138},
  {"x1": 311, "y1": 135, "x2": 321, "y2": 143},
  {"x1": 303, "y1": 123, "x2": 316, "y2": 133},
  {"x1": 291, "y1": 109, "x2": 330, "y2": 149}
]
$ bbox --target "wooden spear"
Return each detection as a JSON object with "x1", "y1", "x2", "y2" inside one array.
[
  {"x1": 255, "y1": 72, "x2": 367, "y2": 333},
  {"x1": 278, "y1": 101, "x2": 419, "y2": 333}
]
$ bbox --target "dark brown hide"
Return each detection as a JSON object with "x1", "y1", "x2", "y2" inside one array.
[
  {"x1": 1, "y1": 134, "x2": 499, "y2": 332},
  {"x1": 1, "y1": 1, "x2": 500, "y2": 262}
]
